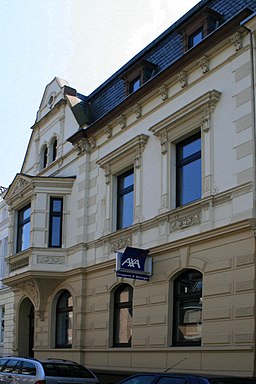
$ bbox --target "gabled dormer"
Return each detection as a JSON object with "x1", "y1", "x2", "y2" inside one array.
[{"x1": 177, "y1": 6, "x2": 223, "y2": 51}]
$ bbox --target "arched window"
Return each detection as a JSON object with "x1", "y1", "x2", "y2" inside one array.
[
  {"x1": 55, "y1": 290, "x2": 73, "y2": 348},
  {"x1": 173, "y1": 269, "x2": 202, "y2": 346},
  {"x1": 113, "y1": 284, "x2": 133, "y2": 347},
  {"x1": 40, "y1": 145, "x2": 48, "y2": 170},
  {"x1": 49, "y1": 137, "x2": 58, "y2": 163}
]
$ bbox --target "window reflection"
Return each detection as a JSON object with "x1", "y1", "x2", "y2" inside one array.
[
  {"x1": 173, "y1": 269, "x2": 202, "y2": 346},
  {"x1": 176, "y1": 133, "x2": 201, "y2": 206},
  {"x1": 117, "y1": 169, "x2": 134, "y2": 229},
  {"x1": 114, "y1": 284, "x2": 133, "y2": 347},
  {"x1": 56, "y1": 290, "x2": 73, "y2": 348},
  {"x1": 17, "y1": 205, "x2": 31, "y2": 252}
]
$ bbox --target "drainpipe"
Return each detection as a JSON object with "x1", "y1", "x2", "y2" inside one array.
[{"x1": 241, "y1": 13, "x2": 256, "y2": 376}]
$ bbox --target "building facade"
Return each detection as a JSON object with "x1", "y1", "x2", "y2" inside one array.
[
  {"x1": 0, "y1": 193, "x2": 14, "y2": 356},
  {"x1": 3, "y1": 0, "x2": 256, "y2": 377}
]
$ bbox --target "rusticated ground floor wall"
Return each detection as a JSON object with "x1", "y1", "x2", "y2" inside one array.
[{"x1": 11, "y1": 222, "x2": 256, "y2": 377}]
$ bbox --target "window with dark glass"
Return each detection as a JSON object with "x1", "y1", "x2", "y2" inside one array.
[
  {"x1": 176, "y1": 132, "x2": 201, "y2": 207},
  {"x1": 117, "y1": 169, "x2": 134, "y2": 230},
  {"x1": 52, "y1": 138, "x2": 58, "y2": 162},
  {"x1": 188, "y1": 28, "x2": 203, "y2": 48},
  {"x1": 49, "y1": 197, "x2": 63, "y2": 248},
  {"x1": 43, "y1": 146, "x2": 48, "y2": 168},
  {"x1": 129, "y1": 76, "x2": 141, "y2": 94},
  {"x1": 56, "y1": 290, "x2": 73, "y2": 348},
  {"x1": 17, "y1": 205, "x2": 31, "y2": 252},
  {"x1": 113, "y1": 284, "x2": 133, "y2": 347},
  {"x1": 173, "y1": 269, "x2": 202, "y2": 346}
]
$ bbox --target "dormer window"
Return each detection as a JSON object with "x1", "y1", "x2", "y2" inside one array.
[
  {"x1": 177, "y1": 7, "x2": 223, "y2": 51},
  {"x1": 122, "y1": 59, "x2": 158, "y2": 95},
  {"x1": 129, "y1": 76, "x2": 141, "y2": 94},
  {"x1": 188, "y1": 28, "x2": 203, "y2": 49}
]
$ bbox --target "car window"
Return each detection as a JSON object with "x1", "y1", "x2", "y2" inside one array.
[
  {"x1": 42, "y1": 363, "x2": 95, "y2": 378},
  {"x1": 0, "y1": 359, "x2": 9, "y2": 371},
  {"x1": 121, "y1": 375, "x2": 157, "y2": 384},
  {"x1": 157, "y1": 377, "x2": 187, "y2": 384},
  {"x1": 21, "y1": 361, "x2": 36, "y2": 376},
  {"x1": 2, "y1": 359, "x2": 22, "y2": 374}
]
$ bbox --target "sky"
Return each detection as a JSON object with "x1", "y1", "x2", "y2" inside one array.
[{"x1": 0, "y1": 0, "x2": 199, "y2": 189}]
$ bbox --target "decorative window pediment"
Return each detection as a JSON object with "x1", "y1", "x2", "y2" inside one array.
[
  {"x1": 97, "y1": 134, "x2": 149, "y2": 183},
  {"x1": 4, "y1": 173, "x2": 76, "y2": 207},
  {"x1": 150, "y1": 89, "x2": 221, "y2": 148}
]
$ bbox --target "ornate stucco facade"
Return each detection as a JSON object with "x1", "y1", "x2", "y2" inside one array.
[{"x1": 3, "y1": 0, "x2": 256, "y2": 378}]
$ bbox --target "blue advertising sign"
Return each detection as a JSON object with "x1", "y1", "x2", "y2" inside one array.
[
  {"x1": 120, "y1": 246, "x2": 149, "y2": 271},
  {"x1": 115, "y1": 246, "x2": 152, "y2": 280}
]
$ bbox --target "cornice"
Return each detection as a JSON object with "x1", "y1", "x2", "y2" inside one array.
[
  {"x1": 4, "y1": 174, "x2": 76, "y2": 207},
  {"x1": 149, "y1": 89, "x2": 221, "y2": 135}
]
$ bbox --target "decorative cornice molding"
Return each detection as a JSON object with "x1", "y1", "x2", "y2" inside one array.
[
  {"x1": 150, "y1": 89, "x2": 221, "y2": 137},
  {"x1": 97, "y1": 134, "x2": 149, "y2": 173}
]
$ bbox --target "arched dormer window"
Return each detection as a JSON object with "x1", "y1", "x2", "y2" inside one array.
[
  {"x1": 49, "y1": 136, "x2": 58, "y2": 163},
  {"x1": 55, "y1": 290, "x2": 73, "y2": 348},
  {"x1": 173, "y1": 269, "x2": 202, "y2": 346}
]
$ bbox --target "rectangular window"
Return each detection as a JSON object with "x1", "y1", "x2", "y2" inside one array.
[
  {"x1": 176, "y1": 133, "x2": 201, "y2": 207},
  {"x1": 17, "y1": 204, "x2": 31, "y2": 252},
  {"x1": 129, "y1": 76, "x2": 141, "y2": 94},
  {"x1": 49, "y1": 197, "x2": 63, "y2": 248},
  {"x1": 188, "y1": 28, "x2": 203, "y2": 49},
  {"x1": 117, "y1": 169, "x2": 134, "y2": 230}
]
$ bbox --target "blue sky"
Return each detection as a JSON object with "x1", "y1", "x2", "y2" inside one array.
[{"x1": 0, "y1": 0, "x2": 198, "y2": 188}]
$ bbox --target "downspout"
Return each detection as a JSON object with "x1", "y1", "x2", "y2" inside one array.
[{"x1": 241, "y1": 15, "x2": 256, "y2": 376}]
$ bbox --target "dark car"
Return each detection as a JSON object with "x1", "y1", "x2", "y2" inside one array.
[{"x1": 117, "y1": 373, "x2": 256, "y2": 384}]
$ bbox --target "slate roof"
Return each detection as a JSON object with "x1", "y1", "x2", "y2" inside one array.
[{"x1": 76, "y1": 0, "x2": 256, "y2": 128}]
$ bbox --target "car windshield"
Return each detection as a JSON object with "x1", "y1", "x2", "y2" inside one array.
[{"x1": 42, "y1": 362, "x2": 95, "y2": 378}]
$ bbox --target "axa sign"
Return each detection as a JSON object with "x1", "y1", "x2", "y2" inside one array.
[
  {"x1": 120, "y1": 247, "x2": 149, "y2": 272},
  {"x1": 116, "y1": 246, "x2": 152, "y2": 280}
]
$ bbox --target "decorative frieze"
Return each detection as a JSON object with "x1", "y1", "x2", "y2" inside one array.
[
  {"x1": 111, "y1": 237, "x2": 132, "y2": 252},
  {"x1": 169, "y1": 213, "x2": 200, "y2": 232},
  {"x1": 37, "y1": 255, "x2": 65, "y2": 264}
]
